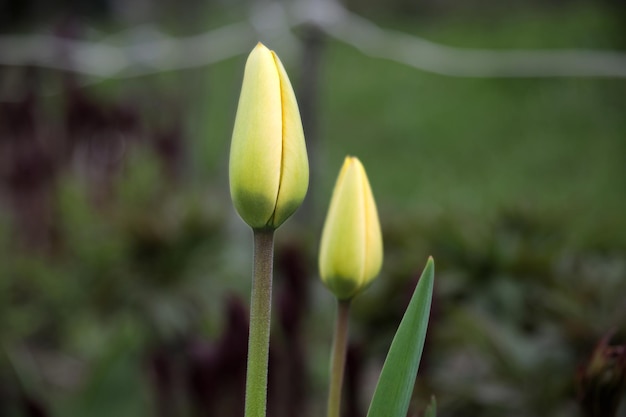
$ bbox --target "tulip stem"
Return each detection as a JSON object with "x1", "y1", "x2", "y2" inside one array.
[
  {"x1": 245, "y1": 228, "x2": 275, "y2": 417},
  {"x1": 327, "y1": 299, "x2": 351, "y2": 417}
]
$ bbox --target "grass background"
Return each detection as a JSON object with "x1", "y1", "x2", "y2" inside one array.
[{"x1": 194, "y1": 3, "x2": 626, "y2": 245}]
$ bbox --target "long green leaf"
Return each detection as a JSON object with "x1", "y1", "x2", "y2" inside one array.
[{"x1": 366, "y1": 257, "x2": 435, "y2": 417}]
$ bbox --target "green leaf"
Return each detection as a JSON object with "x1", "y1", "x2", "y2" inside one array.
[
  {"x1": 424, "y1": 395, "x2": 437, "y2": 417},
  {"x1": 366, "y1": 257, "x2": 435, "y2": 417}
]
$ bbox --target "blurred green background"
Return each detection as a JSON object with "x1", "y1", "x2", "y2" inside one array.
[{"x1": 1, "y1": 0, "x2": 625, "y2": 416}]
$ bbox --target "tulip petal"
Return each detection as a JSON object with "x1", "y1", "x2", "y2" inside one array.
[
  {"x1": 230, "y1": 43, "x2": 283, "y2": 228},
  {"x1": 268, "y1": 50, "x2": 309, "y2": 228},
  {"x1": 359, "y1": 158, "x2": 383, "y2": 288}
]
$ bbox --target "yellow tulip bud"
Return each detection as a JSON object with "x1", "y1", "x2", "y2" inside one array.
[
  {"x1": 229, "y1": 43, "x2": 309, "y2": 230},
  {"x1": 319, "y1": 156, "x2": 383, "y2": 300}
]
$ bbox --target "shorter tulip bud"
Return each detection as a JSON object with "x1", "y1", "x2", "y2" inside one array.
[
  {"x1": 319, "y1": 156, "x2": 383, "y2": 300},
  {"x1": 229, "y1": 43, "x2": 309, "y2": 230}
]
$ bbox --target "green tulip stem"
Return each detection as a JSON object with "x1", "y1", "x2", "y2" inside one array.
[
  {"x1": 327, "y1": 299, "x2": 351, "y2": 417},
  {"x1": 245, "y1": 228, "x2": 275, "y2": 417}
]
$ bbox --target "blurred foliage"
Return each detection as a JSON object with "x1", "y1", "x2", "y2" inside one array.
[
  {"x1": 1, "y1": 1, "x2": 625, "y2": 417},
  {"x1": 374, "y1": 209, "x2": 626, "y2": 417}
]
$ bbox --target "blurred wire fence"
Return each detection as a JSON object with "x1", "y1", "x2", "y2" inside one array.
[{"x1": 1, "y1": 0, "x2": 626, "y2": 102}]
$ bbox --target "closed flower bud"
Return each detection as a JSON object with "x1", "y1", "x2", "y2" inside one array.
[
  {"x1": 319, "y1": 156, "x2": 383, "y2": 300},
  {"x1": 229, "y1": 43, "x2": 309, "y2": 230}
]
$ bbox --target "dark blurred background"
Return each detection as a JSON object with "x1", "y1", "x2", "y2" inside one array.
[{"x1": 1, "y1": 0, "x2": 625, "y2": 416}]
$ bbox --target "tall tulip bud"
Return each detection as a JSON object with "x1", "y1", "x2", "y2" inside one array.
[
  {"x1": 319, "y1": 156, "x2": 383, "y2": 300},
  {"x1": 229, "y1": 43, "x2": 309, "y2": 230}
]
